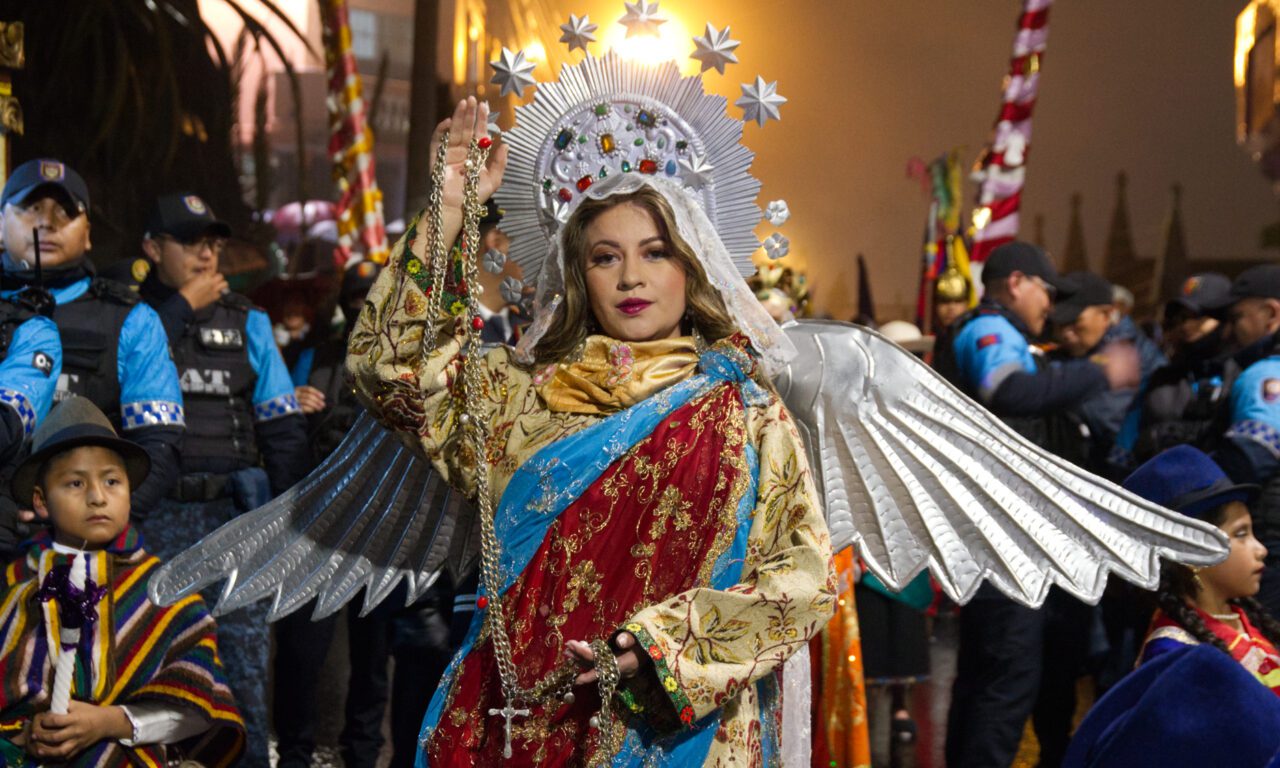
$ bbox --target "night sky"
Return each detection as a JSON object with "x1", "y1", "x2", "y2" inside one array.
[{"x1": 564, "y1": 0, "x2": 1278, "y2": 319}]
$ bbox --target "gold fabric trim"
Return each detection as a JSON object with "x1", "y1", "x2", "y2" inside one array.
[{"x1": 537, "y1": 335, "x2": 699, "y2": 415}]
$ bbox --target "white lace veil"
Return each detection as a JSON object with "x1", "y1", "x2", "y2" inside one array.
[{"x1": 512, "y1": 173, "x2": 796, "y2": 376}]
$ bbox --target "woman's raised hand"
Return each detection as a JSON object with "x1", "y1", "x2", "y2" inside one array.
[{"x1": 428, "y1": 97, "x2": 510, "y2": 226}]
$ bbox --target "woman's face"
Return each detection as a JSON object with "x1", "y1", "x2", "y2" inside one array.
[
  {"x1": 583, "y1": 203, "x2": 687, "y2": 342},
  {"x1": 1200, "y1": 501, "x2": 1267, "y2": 602}
]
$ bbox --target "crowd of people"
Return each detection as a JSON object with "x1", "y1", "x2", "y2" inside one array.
[
  {"x1": 0, "y1": 156, "x2": 497, "y2": 767},
  {"x1": 906, "y1": 244, "x2": 1280, "y2": 767},
  {"x1": 0, "y1": 128, "x2": 1272, "y2": 766}
]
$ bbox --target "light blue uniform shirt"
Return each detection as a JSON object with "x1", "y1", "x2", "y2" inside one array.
[
  {"x1": 245, "y1": 309, "x2": 301, "y2": 420},
  {"x1": 952, "y1": 313, "x2": 1038, "y2": 405},
  {"x1": 0, "y1": 315, "x2": 61, "y2": 437},
  {"x1": 1, "y1": 277, "x2": 185, "y2": 430}
]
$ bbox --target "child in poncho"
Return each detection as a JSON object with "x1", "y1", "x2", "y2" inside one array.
[{"x1": 0, "y1": 396, "x2": 244, "y2": 767}]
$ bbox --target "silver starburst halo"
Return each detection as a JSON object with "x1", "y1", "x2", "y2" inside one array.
[{"x1": 494, "y1": 50, "x2": 762, "y2": 285}]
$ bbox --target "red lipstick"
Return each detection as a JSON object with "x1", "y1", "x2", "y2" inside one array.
[{"x1": 617, "y1": 299, "x2": 652, "y2": 316}]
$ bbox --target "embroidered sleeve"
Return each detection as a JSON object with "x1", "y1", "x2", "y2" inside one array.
[
  {"x1": 346, "y1": 217, "x2": 521, "y2": 495},
  {"x1": 618, "y1": 399, "x2": 836, "y2": 730}
]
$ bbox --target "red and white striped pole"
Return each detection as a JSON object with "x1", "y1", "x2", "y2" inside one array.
[
  {"x1": 322, "y1": 0, "x2": 391, "y2": 267},
  {"x1": 970, "y1": 0, "x2": 1054, "y2": 270}
]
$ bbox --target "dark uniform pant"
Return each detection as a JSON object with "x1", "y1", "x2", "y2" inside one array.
[
  {"x1": 946, "y1": 585, "x2": 1093, "y2": 768},
  {"x1": 140, "y1": 478, "x2": 272, "y2": 767}
]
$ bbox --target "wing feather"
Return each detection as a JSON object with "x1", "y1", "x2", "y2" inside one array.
[
  {"x1": 778, "y1": 320, "x2": 1228, "y2": 608},
  {"x1": 148, "y1": 412, "x2": 470, "y2": 619}
]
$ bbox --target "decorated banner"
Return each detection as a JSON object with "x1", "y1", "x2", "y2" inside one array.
[
  {"x1": 321, "y1": 0, "x2": 390, "y2": 265},
  {"x1": 912, "y1": 150, "x2": 976, "y2": 326},
  {"x1": 969, "y1": 0, "x2": 1054, "y2": 264}
]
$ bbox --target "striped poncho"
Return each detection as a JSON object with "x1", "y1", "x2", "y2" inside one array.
[{"x1": 0, "y1": 527, "x2": 244, "y2": 767}]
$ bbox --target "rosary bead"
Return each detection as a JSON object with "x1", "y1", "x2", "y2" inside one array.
[
  {"x1": 588, "y1": 715, "x2": 600, "y2": 729},
  {"x1": 562, "y1": 691, "x2": 575, "y2": 705}
]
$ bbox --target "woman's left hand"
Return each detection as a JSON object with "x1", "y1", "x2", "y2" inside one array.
[{"x1": 565, "y1": 633, "x2": 641, "y2": 686}]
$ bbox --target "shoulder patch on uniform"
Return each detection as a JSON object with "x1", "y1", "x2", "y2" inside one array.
[
  {"x1": 1262, "y1": 378, "x2": 1280, "y2": 403},
  {"x1": 89, "y1": 278, "x2": 140, "y2": 306},
  {"x1": 130, "y1": 258, "x2": 151, "y2": 284},
  {"x1": 977, "y1": 333, "x2": 1001, "y2": 351},
  {"x1": 31, "y1": 351, "x2": 52, "y2": 377}
]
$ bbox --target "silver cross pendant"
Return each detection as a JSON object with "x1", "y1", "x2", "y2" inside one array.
[{"x1": 488, "y1": 701, "x2": 531, "y2": 759}]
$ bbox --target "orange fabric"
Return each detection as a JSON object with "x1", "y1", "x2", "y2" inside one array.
[{"x1": 811, "y1": 548, "x2": 871, "y2": 768}]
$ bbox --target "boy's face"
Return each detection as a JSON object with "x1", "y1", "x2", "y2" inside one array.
[{"x1": 32, "y1": 446, "x2": 131, "y2": 549}]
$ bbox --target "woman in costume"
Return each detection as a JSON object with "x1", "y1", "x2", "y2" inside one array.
[
  {"x1": 347, "y1": 96, "x2": 833, "y2": 765},
  {"x1": 147, "y1": 8, "x2": 1233, "y2": 766},
  {"x1": 1121, "y1": 445, "x2": 1280, "y2": 691}
]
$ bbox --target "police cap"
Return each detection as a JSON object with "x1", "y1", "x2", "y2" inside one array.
[
  {"x1": 1, "y1": 159, "x2": 90, "y2": 215},
  {"x1": 1167, "y1": 272, "x2": 1232, "y2": 317},
  {"x1": 1050, "y1": 272, "x2": 1114, "y2": 326},
  {"x1": 982, "y1": 241, "x2": 1070, "y2": 293},
  {"x1": 146, "y1": 193, "x2": 232, "y2": 243},
  {"x1": 1230, "y1": 264, "x2": 1280, "y2": 304}
]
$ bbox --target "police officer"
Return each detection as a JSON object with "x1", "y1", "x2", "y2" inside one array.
[
  {"x1": 936, "y1": 242, "x2": 1139, "y2": 768},
  {"x1": 0, "y1": 159, "x2": 183, "y2": 518},
  {"x1": 136, "y1": 193, "x2": 312, "y2": 767},
  {"x1": 1133, "y1": 273, "x2": 1234, "y2": 461},
  {"x1": 1051, "y1": 271, "x2": 1166, "y2": 477},
  {"x1": 1212, "y1": 264, "x2": 1280, "y2": 619},
  {"x1": 0, "y1": 295, "x2": 60, "y2": 560}
]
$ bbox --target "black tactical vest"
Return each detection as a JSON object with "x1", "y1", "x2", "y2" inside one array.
[
  {"x1": 171, "y1": 293, "x2": 259, "y2": 471},
  {"x1": 50, "y1": 278, "x2": 136, "y2": 426}
]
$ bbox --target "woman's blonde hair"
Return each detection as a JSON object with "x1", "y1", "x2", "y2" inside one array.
[{"x1": 532, "y1": 186, "x2": 739, "y2": 365}]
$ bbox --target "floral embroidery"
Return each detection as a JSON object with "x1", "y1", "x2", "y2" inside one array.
[
  {"x1": 531, "y1": 363, "x2": 558, "y2": 386},
  {"x1": 605, "y1": 343, "x2": 635, "y2": 387},
  {"x1": 625, "y1": 623, "x2": 696, "y2": 730}
]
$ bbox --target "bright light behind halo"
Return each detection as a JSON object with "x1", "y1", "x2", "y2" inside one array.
[{"x1": 601, "y1": 15, "x2": 695, "y2": 72}]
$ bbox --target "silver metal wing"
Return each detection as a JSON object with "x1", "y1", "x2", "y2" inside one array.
[
  {"x1": 147, "y1": 411, "x2": 477, "y2": 620},
  {"x1": 775, "y1": 319, "x2": 1228, "y2": 608}
]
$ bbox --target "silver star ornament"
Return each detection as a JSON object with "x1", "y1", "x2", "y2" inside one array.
[
  {"x1": 678, "y1": 154, "x2": 715, "y2": 190},
  {"x1": 483, "y1": 249, "x2": 508, "y2": 274},
  {"x1": 490, "y1": 48, "x2": 538, "y2": 99},
  {"x1": 486, "y1": 109, "x2": 502, "y2": 138},
  {"x1": 736, "y1": 76, "x2": 787, "y2": 127},
  {"x1": 500, "y1": 276, "x2": 525, "y2": 305},
  {"x1": 691, "y1": 23, "x2": 740, "y2": 75},
  {"x1": 763, "y1": 233, "x2": 790, "y2": 260},
  {"x1": 619, "y1": 0, "x2": 665, "y2": 38},
  {"x1": 559, "y1": 14, "x2": 598, "y2": 53},
  {"x1": 765, "y1": 200, "x2": 790, "y2": 226}
]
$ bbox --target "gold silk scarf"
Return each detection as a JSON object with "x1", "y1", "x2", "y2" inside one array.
[{"x1": 536, "y1": 335, "x2": 700, "y2": 415}]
